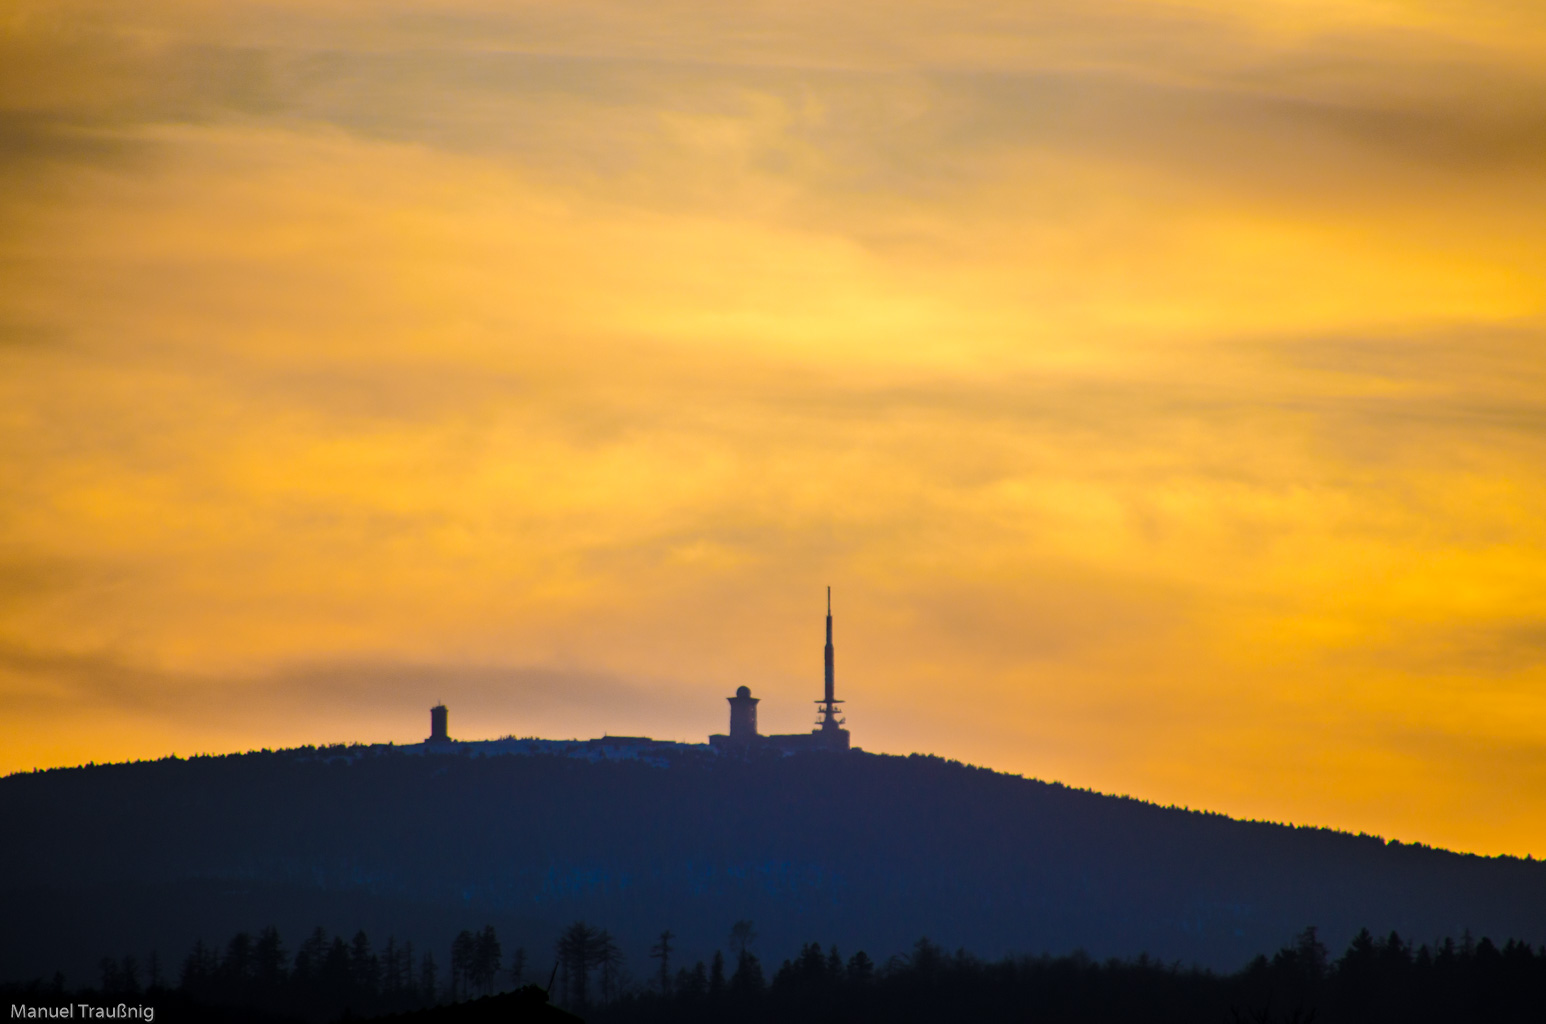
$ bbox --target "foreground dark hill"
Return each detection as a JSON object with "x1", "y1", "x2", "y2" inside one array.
[{"x1": 3, "y1": 746, "x2": 1543, "y2": 983}]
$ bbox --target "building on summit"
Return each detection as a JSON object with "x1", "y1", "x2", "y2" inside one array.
[
  {"x1": 709, "y1": 587, "x2": 851, "y2": 753},
  {"x1": 426, "y1": 703, "x2": 453, "y2": 747},
  {"x1": 421, "y1": 590, "x2": 853, "y2": 757}
]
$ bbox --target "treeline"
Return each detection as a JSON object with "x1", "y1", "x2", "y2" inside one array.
[
  {"x1": 14, "y1": 922, "x2": 1546, "y2": 1023},
  {"x1": 594, "y1": 927, "x2": 1546, "y2": 1024},
  {"x1": 86, "y1": 924, "x2": 525, "y2": 1021}
]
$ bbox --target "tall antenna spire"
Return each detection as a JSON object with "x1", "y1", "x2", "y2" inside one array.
[
  {"x1": 824, "y1": 587, "x2": 834, "y2": 696},
  {"x1": 810, "y1": 586, "x2": 851, "y2": 750},
  {"x1": 818, "y1": 586, "x2": 842, "y2": 728}
]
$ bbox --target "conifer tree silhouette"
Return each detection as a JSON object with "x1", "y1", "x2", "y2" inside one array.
[
  {"x1": 558, "y1": 921, "x2": 605, "y2": 1008},
  {"x1": 98, "y1": 956, "x2": 120, "y2": 993},
  {"x1": 450, "y1": 929, "x2": 475, "y2": 1001},
  {"x1": 596, "y1": 929, "x2": 623, "y2": 1004},
  {"x1": 254, "y1": 926, "x2": 286, "y2": 991},
  {"x1": 709, "y1": 949, "x2": 726, "y2": 996},
  {"x1": 649, "y1": 928, "x2": 674, "y2": 996},
  {"x1": 472, "y1": 925, "x2": 502, "y2": 995},
  {"x1": 419, "y1": 950, "x2": 437, "y2": 1004}
]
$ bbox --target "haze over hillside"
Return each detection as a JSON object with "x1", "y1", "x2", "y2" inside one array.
[{"x1": 4, "y1": 743, "x2": 1544, "y2": 986}]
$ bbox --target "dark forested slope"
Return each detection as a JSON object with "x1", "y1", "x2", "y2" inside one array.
[{"x1": 3, "y1": 747, "x2": 1543, "y2": 983}]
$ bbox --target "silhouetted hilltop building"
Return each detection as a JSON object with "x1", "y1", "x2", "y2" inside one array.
[
  {"x1": 728, "y1": 685, "x2": 759, "y2": 742},
  {"x1": 426, "y1": 704, "x2": 453, "y2": 748},
  {"x1": 415, "y1": 591, "x2": 851, "y2": 759},
  {"x1": 711, "y1": 589, "x2": 852, "y2": 753}
]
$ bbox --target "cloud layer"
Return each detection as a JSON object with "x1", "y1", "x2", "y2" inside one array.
[{"x1": 3, "y1": 0, "x2": 1545, "y2": 856}]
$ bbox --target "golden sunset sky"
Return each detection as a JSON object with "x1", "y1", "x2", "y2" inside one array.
[{"x1": 3, "y1": 0, "x2": 1545, "y2": 856}]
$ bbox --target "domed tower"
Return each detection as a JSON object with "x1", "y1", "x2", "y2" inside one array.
[{"x1": 727, "y1": 685, "x2": 760, "y2": 743}]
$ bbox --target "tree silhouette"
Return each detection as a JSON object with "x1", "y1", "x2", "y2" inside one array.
[
  {"x1": 350, "y1": 930, "x2": 378, "y2": 996},
  {"x1": 509, "y1": 946, "x2": 527, "y2": 987},
  {"x1": 728, "y1": 920, "x2": 763, "y2": 995},
  {"x1": 254, "y1": 926, "x2": 286, "y2": 991},
  {"x1": 649, "y1": 928, "x2": 674, "y2": 996},
  {"x1": 679, "y1": 960, "x2": 708, "y2": 998},
  {"x1": 222, "y1": 931, "x2": 253, "y2": 987},
  {"x1": 472, "y1": 925, "x2": 502, "y2": 995},
  {"x1": 115, "y1": 954, "x2": 139, "y2": 994},
  {"x1": 729, "y1": 920, "x2": 757, "y2": 959},
  {"x1": 558, "y1": 921, "x2": 606, "y2": 1009},
  {"x1": 179, "y1": 939, "x2": 217, "y2": 996},
  {"x1": 596, "y1": 929, "x2": 624, "y2": 1005},
  {"x1": 323, "y1": 935, "x2": 352, "y2": 1002},
  {"x1": 419, "y1": 950, "x2": 437, "y2": 1003},
  {"x1": 450, "y1": 929, "x2": 475, "y2": 1001},
  {"x1": 292, "y1": 927, "x2": 327, "y2": 990},
  {"x1": 731, "y1": 948, "x2": 765, "y2": 996},
  {"x1": 910, "y1": 936, "x2": 943, "y2": 977},
  {"x1": 847, "y1": 949, "x2": 875, "y2": 983},
  {"x1": 400, "y1": 940, "x2": 416, "y2": 1000},
  {"x1": 98, "y1": 956, "x2": 120, "y2": 993},
  {"x1": 382, "y1": 936, "x2": 402, "y2": 998}
]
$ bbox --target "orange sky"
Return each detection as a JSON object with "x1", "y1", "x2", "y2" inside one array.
[{"x1": 3, "y1": 0, "x2": 1545, "y2": 857}]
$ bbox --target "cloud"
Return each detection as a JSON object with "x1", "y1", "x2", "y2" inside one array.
[{"x1": 1, "y1": 0, "x2": 1544, "y2": 857}]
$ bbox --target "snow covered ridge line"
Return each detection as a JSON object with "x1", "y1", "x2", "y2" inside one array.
[{"x1": 10, "y1": 1004, "x2": 153, "y2": 1021}]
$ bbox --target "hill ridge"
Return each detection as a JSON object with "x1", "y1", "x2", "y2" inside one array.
[{"x1": 4, "y1": 745, "x2": 1544, "y2": 982}]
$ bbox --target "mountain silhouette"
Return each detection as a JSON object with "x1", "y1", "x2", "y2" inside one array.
[{"x1": 3, "y1": 746, "x2": 1543, "y2": 984}]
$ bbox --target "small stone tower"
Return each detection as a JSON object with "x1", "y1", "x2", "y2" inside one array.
[{"x1": 427, "y1": 704, "x2": 451, "y2": 744}]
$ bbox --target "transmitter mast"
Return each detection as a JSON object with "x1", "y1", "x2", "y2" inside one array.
[{"x1": 815, "y1": 586, "x2": 845, "y2": 738}]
